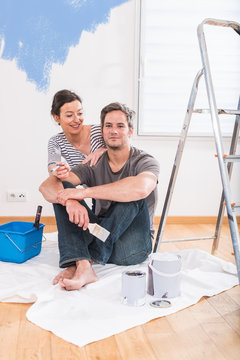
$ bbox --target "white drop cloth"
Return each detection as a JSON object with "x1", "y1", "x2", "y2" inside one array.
[{"x1": 0, "y1": 232, "x2": 238, "y2": 347}]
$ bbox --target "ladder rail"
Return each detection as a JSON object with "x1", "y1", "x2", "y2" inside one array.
[
  {"x1": 153, "y1": 69, "x2": 203, "y2": 253},
  {"x1": 198, "y1": 18, "x2": 240, "y2": 34},
  {"x1": 197, "y1": 18, "x2": 240, "y2": 281},
  {"x1": 212, "y1": 98, "x2": 240, "y2": 253}
]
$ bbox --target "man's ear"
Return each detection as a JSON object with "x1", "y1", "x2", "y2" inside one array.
[{"x1": 128, "y1": 127, "x2": 134, "y2": 138}]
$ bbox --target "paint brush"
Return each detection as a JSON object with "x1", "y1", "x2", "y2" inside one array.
[
  {"x1": 33, "y1": 205, "x2": 42, "y2": 230},
  {"x1": 88, "y1": 223, "x2": 110, "y2": 242},
  {"x1": 50, "y1": 164, "x2": 63, "y2": 173}
]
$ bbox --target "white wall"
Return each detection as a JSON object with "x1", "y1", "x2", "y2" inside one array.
[{"x1": 0, "y1": 0, "x2": 239, "y2": 218}]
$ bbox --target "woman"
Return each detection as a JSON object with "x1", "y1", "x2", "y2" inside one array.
[{"x1": 48, "y1": 89, "x2": 106, "y2": 175}]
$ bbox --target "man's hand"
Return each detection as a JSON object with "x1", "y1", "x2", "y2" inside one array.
[
  {"x1": 57, "y1": 188, "x2": 85, "y2": 206},
  {"x1": 65, "y1": 200, "x2": 89, "y2": 230}
]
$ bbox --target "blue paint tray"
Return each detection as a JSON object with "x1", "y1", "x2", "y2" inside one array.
[{"x1": 0, "y1": 221, "x2": 45, "y2": 263}]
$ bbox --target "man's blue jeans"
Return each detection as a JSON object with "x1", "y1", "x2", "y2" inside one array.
[{"x1": 53, "y1": 182, "x2": 152, "y2": 268}]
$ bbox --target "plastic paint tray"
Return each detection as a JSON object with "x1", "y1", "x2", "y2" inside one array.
[{"x1": 0, "y1": 221, "x2": 45, "y2": 263}]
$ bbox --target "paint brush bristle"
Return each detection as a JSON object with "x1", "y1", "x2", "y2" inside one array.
[{"x1": 88, "y1": 223, "x2": 110, "y2": 242}]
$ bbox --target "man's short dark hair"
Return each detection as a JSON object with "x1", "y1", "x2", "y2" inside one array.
[{"x1": 100, "y1": 102, "x2": 135, "y2": 129}]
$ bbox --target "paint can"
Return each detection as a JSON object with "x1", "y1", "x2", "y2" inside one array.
[
  {"x1": 121, "y1": 270, "x2": 146, "y2": 306},
  {"x1": 148, "y1": 253, "x2": 181, "y2": 298}
]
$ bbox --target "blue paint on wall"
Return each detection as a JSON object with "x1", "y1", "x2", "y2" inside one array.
[{"x1": 0, "y1": 0, "x2": 128, "y2": 91}]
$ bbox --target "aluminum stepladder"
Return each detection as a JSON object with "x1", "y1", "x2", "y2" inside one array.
[{"x1": 153, "y1": 18, "x2": 240, "y2": 283}]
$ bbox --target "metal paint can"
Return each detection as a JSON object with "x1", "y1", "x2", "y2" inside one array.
[
  {"x1": 121, "y1": 270, "x2": 146, "y2": 306},
  {"x1": 148, "y1": 253, "x2": 182, "y2": 298}
]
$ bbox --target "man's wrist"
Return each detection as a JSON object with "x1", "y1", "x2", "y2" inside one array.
[
  {"x1": 66, "y1": 199, "x2": 75, "y2": 205},
  {"x1": 83, "y1": 187, "x2": 91, "y2": 199}
]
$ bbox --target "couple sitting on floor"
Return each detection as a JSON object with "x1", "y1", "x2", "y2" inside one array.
[{"x1": 40, "y1": 91, "x2": 159, "y2": 291}]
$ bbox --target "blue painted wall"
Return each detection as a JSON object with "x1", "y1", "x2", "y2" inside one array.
[{"x1": 0, "y1": 0, "x2": 128, "y2": 90}]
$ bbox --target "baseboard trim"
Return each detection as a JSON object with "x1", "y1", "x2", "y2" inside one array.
[
  {"x1": 0, "y1": 216, "x2": 57, "y2": 225},
  {"x1": 154, "y1": 216, "x2": 240, "y2": 225},
  {"x1": 0, "y1": 216, "x2": 239, "y2": 225}
]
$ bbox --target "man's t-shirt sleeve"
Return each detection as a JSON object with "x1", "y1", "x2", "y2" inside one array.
[
  {"x1": 71, "y1": 163, "x2": 92, "y2": 185},
  {"x1": 135, "y1": 153, "x2": 160, "y2": 180}
]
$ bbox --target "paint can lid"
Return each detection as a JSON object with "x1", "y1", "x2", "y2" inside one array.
[
  {"x1": 124, "y1": 270, "x2": 146, "y2": 277},
  {"x1": 149, "y1": 299, "x2": 172, "y2": 308}
]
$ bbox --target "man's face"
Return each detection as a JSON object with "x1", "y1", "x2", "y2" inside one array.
[{"x1": 102, "y1": 110, "x2": 133, "y2": 150}]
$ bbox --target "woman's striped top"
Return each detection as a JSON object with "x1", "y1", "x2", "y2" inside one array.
[{"x1": 48, "y1": 124, "x2": 105, "y2": 169}]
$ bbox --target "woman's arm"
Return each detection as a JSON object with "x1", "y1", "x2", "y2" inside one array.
[
  {"x1": 39, "y1": 176, "x2": 64, "y2": 203},
  {"x1": 39, "y1": 171, "x2": 81, "y2": 203},
  {"x1": 48, "y1": 137, "x2": 61, "y2": 173},
  {"x1": 82, "y1": 124, "x2": 106, "y2": 166}
]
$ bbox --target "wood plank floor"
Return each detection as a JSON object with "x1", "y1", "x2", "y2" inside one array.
[{"x1": 0, "y1": 222, "x2": 239, "y2": 360}]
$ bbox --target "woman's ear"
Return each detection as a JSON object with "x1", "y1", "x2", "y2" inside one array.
[{"x1": 53, "y1": 114, "x2": 60, "y2": 125}]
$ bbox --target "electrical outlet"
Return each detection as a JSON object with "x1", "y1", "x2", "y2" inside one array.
[{"x1": 7, "y1": 191, "x2": 27, "y2": 202}]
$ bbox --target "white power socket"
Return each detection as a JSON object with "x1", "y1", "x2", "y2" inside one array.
[{"x1": 7, "y1": 191, "x2": 27, "y2": 202}]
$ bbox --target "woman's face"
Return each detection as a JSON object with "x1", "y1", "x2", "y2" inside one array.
[{"x1": 54, "y1": 100, "x2": 84, "y2": 135}]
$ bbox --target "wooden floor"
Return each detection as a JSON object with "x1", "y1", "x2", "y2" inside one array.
[{"x1": 0, "y1": 222, "x2": 239, "y2": 360}]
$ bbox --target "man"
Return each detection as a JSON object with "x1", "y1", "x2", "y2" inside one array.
[{"x1": 39, "y1": 102, "x2": 159, "y2": 290}]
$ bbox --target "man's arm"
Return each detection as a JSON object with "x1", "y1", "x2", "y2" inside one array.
[
  {"x1": 39, "y1": 172, "x2": 90, "y2": 229},
  {"x1": 57, "y1": 171, "x2": 157, "y2": 205},
  {"x1": 39, "y1": 171, "x2": 81, "y2": 203}
]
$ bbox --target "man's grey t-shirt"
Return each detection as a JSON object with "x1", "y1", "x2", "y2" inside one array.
[{"x1": 71, "y1": 146, "x2": 160, "y2": 238}]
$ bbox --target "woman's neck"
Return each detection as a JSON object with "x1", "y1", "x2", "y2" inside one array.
[{"x1": 65, "y1": 125, "x2": 91, "y2": 155}]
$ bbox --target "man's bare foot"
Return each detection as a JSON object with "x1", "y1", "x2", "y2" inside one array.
[
  {"x1": 59, "y1": 260, "x2": 98, "y2": 291},
  {"x1": 53, "y1": 265, "x2": 76, "y2": 285}
]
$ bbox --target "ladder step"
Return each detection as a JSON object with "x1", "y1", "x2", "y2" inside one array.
[
  {"x1": 223, "y1": 155, "x2": 240, "y2": 162},
  {"x1": 223, "y1": 201, "x2": 240, "y2": 211},
  {"x1": 194, "y1": 108, "x2": 240, "y2": 115},
  {"x1": 160, "y1": 236, "x2": 216, "y2": 244},
  {"x1": 214, "y1": 154, "x2": 240, "y2": 162},
  {"x1": 232, "y1": 203, "x2": 240, "y2": 212}
]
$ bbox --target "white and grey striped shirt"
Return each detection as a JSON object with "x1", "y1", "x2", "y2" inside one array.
[{"x1": 48, "y1": 125, "x2": 105, "y2": 169}]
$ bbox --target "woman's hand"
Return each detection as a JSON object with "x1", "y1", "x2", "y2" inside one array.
[
  {"x1": 82, "y1": 147, "x2": 106, "y2": 167},
  {"x1": 52, "y1": 161, "x2": 70, "y2": 179}
]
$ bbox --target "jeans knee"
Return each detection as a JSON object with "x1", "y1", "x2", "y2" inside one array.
[
  {"x1": 109, "y1": 249, "x2": 151, "y2": 266},
  {"x1": 62, "y1": 181, "x2": 76, "y2": 189}
]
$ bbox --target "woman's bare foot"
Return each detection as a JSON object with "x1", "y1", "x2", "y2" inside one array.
[
  {"x1": 59, "y1": 260, "x2": 98, "y2": 291},
  {"x1": 53, "y1": 265, "x2": 76, "y2": 285}
]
